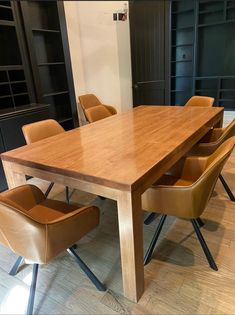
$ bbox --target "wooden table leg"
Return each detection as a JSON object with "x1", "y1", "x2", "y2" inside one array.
[
  {"x1": 214, "y1": 112, "x2": 223, "y2": 128},
  {"x1": 2, "y1": 160, "x2": 26, "y2": 189},
  {"x1": 117, "y1": 190, "x2": 144, "y2": 302}
]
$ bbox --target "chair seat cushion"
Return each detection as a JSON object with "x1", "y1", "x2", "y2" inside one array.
[
  {"x1": 152, "y1": 174, "x2": 194, "y2": 187},
  {"x1": 28, "y1": 199, "x2": 80, "y2": 223}
]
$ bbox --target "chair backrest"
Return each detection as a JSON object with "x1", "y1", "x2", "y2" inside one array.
[
  {"x1": 185, "y1": 96, "x2": 215, "y2": 107},
  {"x1": 190, "y1": 136, "x2": 235, "y2": 217},
  {"x1": 214, "y1": 119, "x2": 235, "y2": 147},
  {"x1": 22, "y1": 119, "x2": 65, "y2": 144},
  {"x1": 85, "y1": 105, "x2": 112, "y2": 123},
  {"x1": 192, "y1": 119, "x2": 235, "y2": 156},
  {"x1": 0, "y1": 185, "x2": 47, "y2": 263},
  {"x1": 79, "y1": 94, "x2": 101, "y2": 110}
]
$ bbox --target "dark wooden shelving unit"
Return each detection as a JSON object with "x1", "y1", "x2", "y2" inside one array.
[
  {"x1": 170, "y1": 0, "x2": 235, "y2": 108},
  {"x1": 20, "y1": 1, "x2": 78, "y2": 129},
  {"x1": 0, "y1": 1, "x2": 78, "y2": 191}
]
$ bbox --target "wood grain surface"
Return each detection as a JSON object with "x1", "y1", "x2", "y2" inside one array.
[{"x1": 1, "y1": 106, "x2": 223, "y2": 192}]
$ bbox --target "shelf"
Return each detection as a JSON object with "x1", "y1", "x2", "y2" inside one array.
[
  {"x1": 38, "y1": 62, "x2": 64, "y2": 66},
  {"x1": 0, "y1": 20, "x2": 14, "y2": 26},
  {"x1": 172, "y1": 43, "x2": 193, "y2": 48},
  {"x1": 0, "y1": 103, "x2": 50, "y2": 118},
  {"x1": 0, "y1": 5, "x2": 11, "y2": 9},
  {"x1": 195, "y1": 75, "x2": 235, "y2": 80},
  {"x1": 172, "y1": 25, "x2": 194, "y2": 31},
  {"x1": 171, "y1": 89, "x2": 190, "y2": 92},
  {"x1": 32, "y1": 28, "x2": 60, "y2": 33},
  {"x1": 227, "y1": 5, "x2": 235, "y2": 9},
  {"x1": 198, "y1": 19, "x2": 235, "y2": 27},
  {"x1": 171, "y1": 75, "x2": 193, "y2": 78},
  {"x1": 218, "y1": 99, "x2": 235, "y2": 102},
  {"x1": 0, "y1": 94, "x2": 11, "y2": 99},
  {"x1": 58, "y1": 117, "x2": 73, "y2": 123},
  {"x1": 172, "y1": 8, "x2": 194, "y2": 14},
  {"x1": 43, "y1": 90, "x2": 69, "y2": 97},
  {"x1": 220, "y1": 89, "x2": 235, "y2": 91},
  {"x1": 195, "y1": 89, "x2": 217, "y2": 92},
  {"x1": 0, "y1": 82, "x2": 9, "y2": 86},
  {"x1": 10, "y1": 80, "x2": 26, "y2": 84},
  {"x1": 171, "y1": 60, "x2": 192, "y2": 63},
  {"x1": 199, "y1": 9, "x2": 224, "y2": 14},
  {"x1": 0, "y1": 65, "x2": 23, "y2": 71},
  {"x1": 13, "y1": 92, "x2": 28, "y2": 97}
]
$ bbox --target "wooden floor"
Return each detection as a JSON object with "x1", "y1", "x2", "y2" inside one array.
[{"x1": 1, "y1": 114, "x2": 235, "y2": 314}]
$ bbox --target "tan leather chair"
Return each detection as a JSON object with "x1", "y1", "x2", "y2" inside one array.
[
  {"x1": 22, "y1": 119, "x2": 70, "y2": 203},
  {"x1": 185, "y1": 95, "x2": 215, "y2": 107},
  {"x1": 142, "y1": 137, "x2": 235, "y2": 269},
  {"x1": 189, "y1": 119, "x2": 235, "y2": 201},
  {"x1": 85, "y1": 104, "x2": 113, "y2": 123},
  {"x1": 79, "y1": 94, "x2": 117, "y2": 123},
  {"x1": 0, "y1": 184, "x2": 105, "y2": 314}
]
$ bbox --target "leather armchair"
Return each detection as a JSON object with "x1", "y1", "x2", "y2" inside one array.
[
  {"x1": 190, "y1": 119, "x2": 235, "y2": 156},
  {"x1": 22, "y1": 119, "x2": 65, "y2": 145},
  {"x1": 85, "y1": 104, "x2": 113, "y2": 123},
  {"x1": 22, "y1": 119, "x2": 70, "y2": 202},
  {"x1": 79, "y1": 94, "x2": 117, "y2": 123},
  {"x1": 189, "y1": 119, "x2": 235, "y2": 201},
  {"x1": 185, "y1": 95, "x2": 215, "y2": 107},
  {"x1": 0, "y1": 184, "x2": 105, "y2": 314},
  {"x1": 142, "y1": 137, "x2": 235, "y2": 269}
]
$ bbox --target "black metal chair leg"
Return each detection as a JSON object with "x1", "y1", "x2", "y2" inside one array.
[
  {"x1": 44, "y1": 182, "x2": 54, "y2": 198},
  {"x1": 66, "y1": 186, "x2": 70, "y2": 204},
  {"x1": 9, "y1": 256, "x2": 24, "y2": 276},
  {"x1": 191, "y1": 219, "x2": 218, "y2": 271},
  {"x1": 67, "y1": 247, "x2": 106, "y2": 291},
  {"x1": 196, "y1": 217, "x2": 205, "y2": 228},
  {"x1": 144, "y1": 212, "x2": 157, "y2": 225},
  {"x1": 144, "y1": 214, "x2": 167, "y2": 266},
  {"x1": 219, "y1": 174, "x2": 235, "y2": 201},
  {"x1": 26, "y1": 264, "x2": 39, "y2": 315}
]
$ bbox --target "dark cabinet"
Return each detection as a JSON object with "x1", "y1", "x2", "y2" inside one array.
[
  {"x1": 20, "y1": 1, "x2": 78, "y2": 129},
  {"x1": 0, "y1": 1, "x2": 78, "y2": 191},
  {"x1": 0, "y1": 104, "x2": 50, "y2": 191},
  {"x1": 130, "y1": 0, "x2": 235, "y2": 109},
  {"x1": 171, "y1": 0, "x2": 235, "y2": 108}
]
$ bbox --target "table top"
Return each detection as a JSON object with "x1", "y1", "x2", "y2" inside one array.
[{"x1": 1, "y1": 106, "x2": 223, "y2": 191}]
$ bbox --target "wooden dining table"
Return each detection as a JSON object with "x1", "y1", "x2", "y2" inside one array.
[{"x1": 1, "y1": 105, "x2": 223, "y2": 302}]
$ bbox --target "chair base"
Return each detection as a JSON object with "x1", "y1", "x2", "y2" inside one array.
[
  {"x1": 191, "y1": 219, "x2": 218, "y2": 271},
  {"x1": 144, "y1": 214, "x2": 167, "y2": 265},
  {"x1": 9, "y1": 256, "x2": 24, "y2": 276},
  {"x1": 144, "y1": 212, "x2": 157, "y2": 225},
  {"x1": 22, "y1": 249, "x2": 105, "y2": 315},
  {"x1": 67, "y1": 247, "x2": 106, "y2": 291},
  {"x1": 66, "y1": 186, "x2": 70, "y2": 204},
  {"x1": 45, "y1": 183, "x2": 70, "y2": 204},
  {"x1": 196, "y1": 217, "x2": 205, "y2": 228},
  {"x1": 144, "y1": 215, "x2": 218, "y2": 271},
  {"x1": 26, "y1": 264, "x2": 39, "y2": 315},
  {"x1": 44, "y1": 182, "x2": 54, "y2": 198},
  {"x1": 219, "y1": 174, "x2": 235, "y2": 202}
]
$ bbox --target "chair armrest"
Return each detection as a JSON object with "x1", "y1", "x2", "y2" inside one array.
[
  {"x1": 46, "y1": 206, "x2": 100, "y2": 260},
  {"x1": 181, "y1": 156, "x2": 208, "y2": 181},
  {"x1": 0, "y1": 184, "x2": 46, "y2": 212},
  {"x1": 199, "y1": 128, "x2": 224, "y2": 143},
  {"x1": 103, "y1": 104, "x2": 117, "y2": 115}
]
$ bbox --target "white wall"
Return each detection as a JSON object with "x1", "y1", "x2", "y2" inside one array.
[{"x1": 64, "y1": 1, "x2": 133, "y2": 115}]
